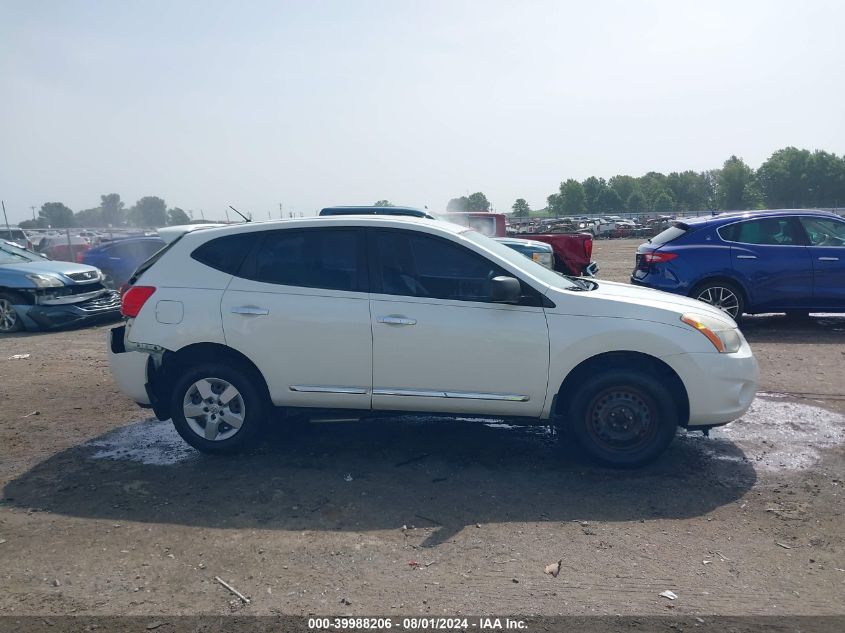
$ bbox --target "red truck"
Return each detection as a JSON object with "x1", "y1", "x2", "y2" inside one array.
[{"x1": 514, "y1": 231, "x2": 597, "y2": 276}]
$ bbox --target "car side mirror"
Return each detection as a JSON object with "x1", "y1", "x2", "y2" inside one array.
[{"x1": 491, "y1": 276, "x2": 521, "y2": 303}]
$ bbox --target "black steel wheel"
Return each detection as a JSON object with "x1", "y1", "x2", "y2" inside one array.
[{"x1": 566, "y1": 370, "x2": 678, "y2": 467}]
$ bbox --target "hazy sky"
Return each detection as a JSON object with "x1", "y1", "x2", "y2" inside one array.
[{"x1": 1, "y1": 0, "x2": 844, "y2": 224}]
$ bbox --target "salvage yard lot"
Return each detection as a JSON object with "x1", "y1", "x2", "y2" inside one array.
[{"x1": 0, "y1": 238, "x2": 843, "y2": 616}]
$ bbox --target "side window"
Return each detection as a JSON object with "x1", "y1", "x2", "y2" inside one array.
[
  {"x1": 191, "y1": 232, "x2": 260, "y2": 275},
  {"x1": 719, "y1": 218, "x2": 802, "y2": 245},
  {"x1": 246, "y1": 229, "x2": 361, "y2": 291},
  {"x1": 800, "y1": 217, "x2": 845, "y2": 247},
  {"x1": 373, "y1": 230, "x2": 507, "y2": 302}
]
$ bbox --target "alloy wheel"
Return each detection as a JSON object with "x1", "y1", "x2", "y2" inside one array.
[
  {"x1": 0, "y1": 299, "x2": 19, "y2": 333},
  {"x1": 697, "y1": 286, "x2": 740, "y2": 318},
  {"x1": 182, "y1": 377, "x2": 246, "y2": 441}
]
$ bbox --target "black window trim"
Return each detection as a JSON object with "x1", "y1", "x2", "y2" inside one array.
[
  {"x1": 236, "y1": 226, "x2": 369, "y2": 293},
  {"x1": 716, "y1": 216, "x2": 810, "y2": 247},
  {"x1": 365, "y1": 227, "x2": 547, "y2": 307}
]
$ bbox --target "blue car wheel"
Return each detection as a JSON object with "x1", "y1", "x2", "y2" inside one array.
[{"x1": 692, "y1": 280, "x2": 745, "y2": 319}]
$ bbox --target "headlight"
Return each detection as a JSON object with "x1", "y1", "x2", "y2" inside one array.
[
  {"x1": 681, "y1": 313, "x2": 743, "y2": 353},
  {"x1": 532, "y1": 252, "x2": 554, "y2": 269},
  {"x1": 25, "y1": 273, "x2": 65, "y2": 288}
]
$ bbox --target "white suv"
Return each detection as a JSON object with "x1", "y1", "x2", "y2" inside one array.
[{"x1": 109, "y1": 216, "x2": 758, "y2": 467}]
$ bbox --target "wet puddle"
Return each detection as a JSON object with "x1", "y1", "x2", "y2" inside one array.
[{"x1": 87, "y1": 396, "x2": 845, "y2": 472}]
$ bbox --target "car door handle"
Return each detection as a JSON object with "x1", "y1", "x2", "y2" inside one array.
[
  {"x1": 818, "y1": 257, "x2": 839, "y2": 261},
  {"x1": 736, "y1": 255, "x2": 757, "y2": 259},
  {"x1": 230, "y1": 306, "x2": 270, "y2": 316},
  {"x1": 377, "y1": 316, "x2": 417, "y2": 326}
]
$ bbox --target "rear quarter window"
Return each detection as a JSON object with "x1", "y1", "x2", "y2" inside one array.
[
  {"x1": 191, "y1": 232, "x2": 260, "y2": 275},
  {"x1": 650, "y1": 224, "x2": 687, "y2": 246}
]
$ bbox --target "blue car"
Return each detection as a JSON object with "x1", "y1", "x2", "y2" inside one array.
[
  {"x1": 632, "y1": 209, "x2": 845, "y2": 318},
  {"x1": 82, "y1": 236, "x2": 165, "y2": 288}
]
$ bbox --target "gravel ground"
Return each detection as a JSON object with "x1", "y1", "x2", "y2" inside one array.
[{"x1": 0, "y1": 238, "x2": 843, "y2": 617}]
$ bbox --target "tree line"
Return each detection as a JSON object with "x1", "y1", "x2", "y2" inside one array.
[
  {"x1": 507, "y1": 147, "x2": 845, "y2": 218},
  {"x1": 18, "y1": 194, "x2": 192, "y2": 229}
]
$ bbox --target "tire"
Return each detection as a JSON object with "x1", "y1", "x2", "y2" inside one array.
[
  {"x1": 0, "y1": 292, "x2": 26, "y2": 334},
  {"x1": 692, "y1": 280, "x2": 745, "y2": 319},
  {"x1": 565, "y1": 370, "x2": 678, "y2": 468},
  {"x1": 170, "y1": 361, "x2": 268, "y2": 455}
]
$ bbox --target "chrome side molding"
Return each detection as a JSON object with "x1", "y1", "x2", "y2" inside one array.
[
  {"x1": 289, "y1": 385, "x2": 369, "y2": 395},
  {"x1": 373, "y1": 388, "x2": 529, "y2": 402}
]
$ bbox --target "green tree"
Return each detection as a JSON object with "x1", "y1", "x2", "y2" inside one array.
[
  {"x1": 446, "y1": 196, "x2": 469, "y2": 212},
  {"x1": 129, "y1": 196, "x2": 167, "y2": 227},
  {"x1": 756, "y1": 147, "x2": 811, "y2": 208},
  {"x1": 167, "y1": 207, "x2": 191, "y2": 225},
  {"x1": 373, "y1": 200, "x2": 394, "y2": 207},
  {"x1": 582, "y1": 176, "x2": 608, "y2": 215},
  {"x1": 511, "y1": 198, "x2": 531, "y2": 217},
  {"x1": 596, "y1": 187, "x2": 622, "y2": 213},
  {"x1": 100, "y1": 193, "x2": 125, "y2": 226},
  {"x1": 559, "y1": 179, "x2": 587, "y2": 215},
  {"x1": 716, "y1": 155, "x2": 757, "y2": 210},
  {"x1": 806, "y1": 150, "x2": 845, "y2": 207},
  {"x1": 546, "y1": 193, "x2": 563, "y2": 216},
  {"x1": 653, "y1": 191, "x2": 675, "y2": 213},
  {"x1": 74, "y1": 207, "x2": 104, "y2": 226},
  {"x1": 609, "y1": 175, "x2": 637, "y2": 206},
  {"x1": 39, "y1": 202, "x2": 75, "y2": 228},
  {"x1": 467, "y1": 192, "x2": 491, "y2": 212},
  {"x1": 19, "y1": 218, "x2": 47, "y2": 229},
  {"x1": 626, "y1": 190, "x2": 647, "y2": 213}
]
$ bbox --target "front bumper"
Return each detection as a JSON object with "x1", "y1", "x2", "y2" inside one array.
[
  {"x1": 19, "y1": 290, "x2": 121, "y2": 330},
  {"x1": 662, "y1": 345, "x2": 759, "y2": 426}
]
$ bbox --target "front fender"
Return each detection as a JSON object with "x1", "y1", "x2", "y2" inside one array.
[{"x1": 542, "y1": 313, "x2": 711, "y2": 419}]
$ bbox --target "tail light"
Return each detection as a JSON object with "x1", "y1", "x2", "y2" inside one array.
[
  {"x1": 75, "y1": 252, "x2": 85, "y2": 263},
  {"x1": 583, "y1": 236, "x2": 593, "y2": 260},
  {"x1": 642, "y1": 252, "x2": 678, "y2": 263},
  {"x1": 121, "y1": 286, "x2": 156, "y2": 318}
]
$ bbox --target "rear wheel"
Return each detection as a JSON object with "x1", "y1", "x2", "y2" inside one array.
[
  {"x1": 0, "y1": 292, "x2": 25, "y2": 333},
  {"x1": 692, "y1": 280, "x2": 745, "y2": 319},
  {"x1": 564, "y1": 370, "x2": 678, "y2": 467},
  {"x1": 170, "y1": 362, "x2": 267, "y2": 454}
]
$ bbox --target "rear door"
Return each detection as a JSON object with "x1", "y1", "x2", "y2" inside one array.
[
  {"x1": 367, "y1": 228, "x2": 549, "y2": 417},
  {"x1": 798, "y1": 216, "x2": 845, "y2": 307},
  {"x1": 719, "y1": 216, "x2": 812, "y2": 311},
  {"x1": 220, "y1": 227, "x2": 373, "y2": 409}
]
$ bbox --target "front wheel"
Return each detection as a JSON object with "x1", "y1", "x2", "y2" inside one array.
[
  {"x1": 170, "y1": 362, "x2": 268, "y2": 454},
  {"x1": 564, "y1": 370, "x2": 678, "y2": 467},
  {"x1": 0, "y1": 292, "x2": 25, "y2": 333}
]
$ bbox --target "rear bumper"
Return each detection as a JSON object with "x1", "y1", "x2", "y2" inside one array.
[
  {"x1": 21, "y1": 290, "x2": 121, "y2": 330},
  {"x1": 663, "y1": 346, "x2": 759, "y2": 426},
  {"x1": 108, "y1": 325, "x2": 152, "y2": 405}
]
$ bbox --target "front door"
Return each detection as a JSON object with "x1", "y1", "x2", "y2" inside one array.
[
  {"x1": 798, "y1": 216, "x2": 845, "y2": 307},
  {"x1": 367, "y1": 229, "x2": 550, "y2": 417},
  {"x1": 221, "y1": 227, "x2": 372, "y2": 409}
]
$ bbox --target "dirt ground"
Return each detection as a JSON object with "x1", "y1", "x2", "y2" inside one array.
[{"x1": 0, "y1": 238, "x2": 843, "y2": 617}]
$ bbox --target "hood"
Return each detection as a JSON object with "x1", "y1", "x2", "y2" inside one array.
[
  {"x1": 0, "y1": 260, "x2": 103, "y2": 286},
  {"x1": 547, "y1": 279, "x2": 736, "y2": 327}
]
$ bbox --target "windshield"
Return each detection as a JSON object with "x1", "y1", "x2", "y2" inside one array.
[
  {"x1": 461, "y1": 230, "x2": 580, "y2": 290},
  {"x1": 0, "y1": 241, "x2": 41, "y2": 264}
]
